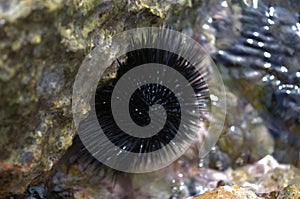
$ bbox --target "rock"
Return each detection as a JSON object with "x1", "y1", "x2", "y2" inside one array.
[
  {"x1": 186, "y1": 155, "x2": 300, "y2": 197},
  {"x1": 1, "y1": 0, "x2": 299, "y2": 197},
  {"x1": 190, "y1": 186, "x2": 263, "y2": 199},
  {"x1": 191, "y1": 184, "x2": 300, "y2": 199},
  {"x1": 0, "y1": 0, "x2": 197, "y2": 195},
  {"x1": 216, "y1": 88, "x2": 275, "y2": 167},
  {"x1": 205, "y1": 0, "x2": 300, "y2": 166},
  {"x1": 229, "y1": 155, "x2": 300, "y2": 193}
]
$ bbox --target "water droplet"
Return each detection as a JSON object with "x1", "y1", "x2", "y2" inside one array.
[
  {"x1": 264, "y1": 51, "x2": 271, "y2": 58},
  {"x1": 258, "y1": 41, "x2": 264, "y2": 47},
  {"x1": 247, "y1": 38, "x2": 254, "y2": 44},
  {"x1": 264, "y1": 63, "x2": 271, "y2": 68},
  {"x1": 253, "y1": 32, "x2": 259, "y2": 37}
]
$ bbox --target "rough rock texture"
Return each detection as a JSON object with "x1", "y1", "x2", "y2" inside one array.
[
  {"x1": 0, "y1": 0, "x2": 299, "y2": 198},
  {"x1": 191, "y1": 185, "x2": 300, "y2": 199},
  {"x1": 191, "y1": 156, "x2": 300, "y2": 199},
  {"x1": 206, "y1": 0, "x2": 300, "y2": 165},
  {"x1": 0, "y1": 0, "x2": 194, "y2": 195}
]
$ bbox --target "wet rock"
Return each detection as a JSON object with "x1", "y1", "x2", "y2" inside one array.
[
  {"x1": 216, "y1": 87, "x2": 274, "y2": 167},
  {"x1": 25, "y1": 183, "x2": 46, "y2": 199},
  {"x1": 200, "y1": 0, "x2": 300, "y2": 166},
  {"x1": 191, "y1": 185, "x2": 263, "y2": 199},
  {"x1": 1, "y1": 0, "x2": 299, "y2": 197},
  {"x1": 279, "y1": 185, "x2": 300, "y2": 198},
  {"x1": 0, "y1": 0, "x2": 196, "y2": 196},
  {"x1": 191, "y1": 184, "x2": 300, "y2": 199},
  {"x1": 190, "y1": 155, "x2": 300, "y2": 199},
  {"x1": 208, "y1": 146, "x2": 231, "y2": 171}
]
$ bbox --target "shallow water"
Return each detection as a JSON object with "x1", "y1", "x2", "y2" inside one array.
[{"x1": 0, "y1": 0, "x2": 300, "y2": 198}]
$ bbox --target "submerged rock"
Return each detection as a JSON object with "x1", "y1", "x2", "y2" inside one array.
[
  {"x1": 199, "y1": 0, "x2": 300, "y2": 166},
  {"x1": 190, "y1": 155, "x2": 300, "y2": 199},
  {"x1": 1, "y1": 0, "x2": 299, "y2": 197}
]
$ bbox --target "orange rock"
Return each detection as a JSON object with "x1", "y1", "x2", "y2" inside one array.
[{"x1": 191, "y1": 186, "x2": 263, "y2": 199}]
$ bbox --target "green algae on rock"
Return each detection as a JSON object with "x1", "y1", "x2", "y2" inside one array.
[
  {"x1": 1, "y1": 0, "x2": 299, "y2": 198},
  {"x1": 0, "y1": 0, "x2": 195, "y2": 195}
]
